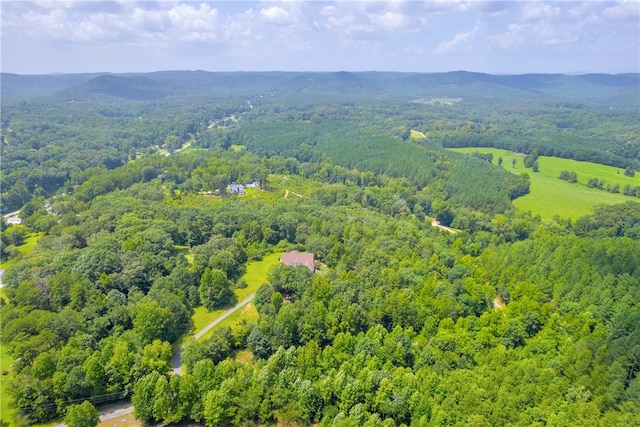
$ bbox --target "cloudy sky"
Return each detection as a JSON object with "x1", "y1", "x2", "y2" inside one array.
[{"x1": 1, "y1": 1, "x2": 638, "y2": 75}]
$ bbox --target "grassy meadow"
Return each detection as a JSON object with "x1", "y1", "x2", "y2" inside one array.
[
  {"x1": 1, "y1": 343, "x2": 16, "y2": 426},
  {"x1": 1, "y1": 232, "x2": 44, "y2": 427},
  {"x1": 197, "y1": 303, "x2": 260, "y2": 341},
  {"x1": 189, "y1": 252, "x2": 281, "y2": 338},
  {"x1": 449, "y1": 147, "x2": 639, "y2": 220},
  {"x1": 0, "y1": 232, "x2": 44, "y2": 270}
]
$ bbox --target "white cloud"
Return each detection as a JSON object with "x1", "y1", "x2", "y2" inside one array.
[
  {"x1": 3, "y1": 2, "x2": 225, "y2": 44},
  {"x1": 368, "y1": 11, "x2": 408, "y2": 32},
  {"x1": 603, "y1": 0, "x2": 640, "y2": 21},
  {"x1": 522, "y1": 3, "x2": 560, "y2": 21},
  {"x1": 436, "y1": 21, "x2": 480, "y2": 54},
  {"x1": 167, "y1": 3, "x2": 218, "y2": 32},
  {"x1": 489, "y1": 23, "x2": 525, "y2": 50},
  {"x1": 260, "y1": 6, "x2": 293, "y2": 25},
  {"x1": 1, "y1": 1, "x2": 638, "y2": 74},
  {"x1": 321, "y1": 5, "x2": 337, "y2": 16}
]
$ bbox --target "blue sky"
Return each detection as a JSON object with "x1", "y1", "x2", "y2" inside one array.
[{"x1": 2, "y1": 1, "x2": 638, "y2": 74}]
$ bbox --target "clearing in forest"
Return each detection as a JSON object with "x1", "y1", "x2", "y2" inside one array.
[
  {"x1": 409, "y1": 130, "x2": 426, "y2": 140},
  {"x1": 410, "y1": 97, "x2": 462, "y2": 105},
  {"x1": 189, "y1": 252, "x2": 281, "y2": 338},
  {"x1": 0, "y1": 232, "x2": 45, "y2": 270},
  {"x1": 0, "y1": 344, "x2": 15, "y2": 426},
  {"x1": 449, "y1": 147, "x2": 638, "y2": 220}
]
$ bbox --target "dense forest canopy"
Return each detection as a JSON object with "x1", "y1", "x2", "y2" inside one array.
[
  {"x1": 0, "y1": 71, "x2": 639, "y2": 426},
  {"x1": 1, "y1": 71, "x2": 638, "y2": 214}
]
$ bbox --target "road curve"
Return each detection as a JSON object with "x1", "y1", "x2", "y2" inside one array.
[{"x1": 53, "y1": 294, "x2": 258, "y2": 426}]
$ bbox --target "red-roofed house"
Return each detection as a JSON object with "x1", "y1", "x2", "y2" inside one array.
[{"x1": 280, "y1": 250, "x2": 315, "y2": 272}]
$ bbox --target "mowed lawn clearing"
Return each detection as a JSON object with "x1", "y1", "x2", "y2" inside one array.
[
  {"x1": 0, "y1": 231, "x2": 45, "y2": 270},
  {"x1": 449, "y1": 147, "x2": 638, "y2": 220},
  {"x1": 1, "y1": 343, "x2": 16, "y2": 426},
  {"x1": 0, "y1": 234, "x2": 45, "y2": 427},
  {"x1": 197, "y1": 303, "x2": 260, "y2": 341},
  {"x1": 189, "y1": 252, "x2": 281, "y2": 337}
]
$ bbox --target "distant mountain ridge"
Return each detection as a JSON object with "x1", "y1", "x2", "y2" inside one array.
[{"x1": 2, "y1": 70, "x2": 638, "y2": 105}]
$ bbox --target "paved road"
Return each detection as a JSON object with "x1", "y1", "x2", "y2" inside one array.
[
  {"x1": 99, "y1": 403, "x2": 134, "y2": 421},
  {"x1": 171, "y1": 292, "x2": 256, "y2": 374},
  {"x1": 195, "y1": 293, "x2": 256, "y2": 339},
  {"x1": 2, "y1": 210, "x2": 20, "y2": 219},
  {"x1": 52, "y1": 403, "x2": 134, "y2": 427},
  {"x1": 53, "y1": 293, "x2": 258, "y2": 425}
]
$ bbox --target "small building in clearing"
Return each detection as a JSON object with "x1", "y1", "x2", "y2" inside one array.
[
  {"x1": 227, "y1": 184, "x2": 246, "y2": 195},
  {"x1": 280, "y1": 250, "x2": 315, "y2": 272},
  {"x1": 5, "y1": 216, "x2": 21, "y2": 225}
]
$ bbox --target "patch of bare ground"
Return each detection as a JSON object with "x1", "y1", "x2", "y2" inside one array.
[{"x1": 99, "y1": 413, "x2": 140, "y2": 427}]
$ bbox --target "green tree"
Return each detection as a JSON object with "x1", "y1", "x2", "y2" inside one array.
[
  {"x1": 104, "y1": 337, "x2": 135, "y2": 392},
  {"x1": 138, "y1": 339, "x2": 173, "y2": 377},
  {"x1": 203, "y1": 388, "x2": 231, "y2": 427},
  {"x1": 64, "y1": 401, "x2": 99, "y2": 427},
  {"x1": 4, "y1": 224, "x2": 26, "y2": 246},
  {"x1": 132, "y1": 371, "x2": 162, "y2": 424},
  {"x1": 247, "y1": 326, "x2": 272, "y2": 359},
  {"x1": 198, "y1": 268, "x2": 235, "y2": 310},
  {"x1": 153, "y1": 375, "x2": 176, "y2": 423},
  {"x1": 133, "y1": 300, "x2": 175, "y2": 344}
]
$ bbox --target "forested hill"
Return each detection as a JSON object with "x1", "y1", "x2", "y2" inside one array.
[
  {"x1": 2, "y1": 69, "x2": 639, "y2": 215},
  {"x1": 3, "y1": 71, "x2": 639, "y2": 105},
  {"x1": 1, "y1": 148, "x2": 639, "y2": 426},
  {"x1": 1, "y1": 70, "x2": 639, "y2": 426}
]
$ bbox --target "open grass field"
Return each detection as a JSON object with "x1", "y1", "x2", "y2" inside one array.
[
  {"x1": 1, "y1": 343, "x2": 16, "y2": 426},
  {"x1": 0, "y1": 232, "x2": 44, "y2": 270},
  {"x1": 238, "y1": 252, "x2": 281, "y2": 298},
  {"x1": 197, "y1": 303, "x2": 259, "y2": 341},
  {"x1": 190, "y1": 306, "x2": 228, "y2": 336},
  {"x1": 409, "y1": 130, "x2": 426, "y2": 140},
  {"x1": 269, "y1": 174, "x2": 313, "y2": 199},
  {"x1": 189, "y1": 252, "x2": 281, "y2": 337},
  {"x1": 449, "y1": 148, "x2": 639, "y2": 220}
]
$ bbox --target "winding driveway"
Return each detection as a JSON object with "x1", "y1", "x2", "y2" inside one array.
[
  {"x1": 50, "y1": 293, "x2": 259, "y2": 426},
  {"x1": 171, "y1": 292, "x2": 256, "y2": 374}
]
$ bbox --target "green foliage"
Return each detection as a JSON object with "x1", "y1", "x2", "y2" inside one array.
[
  {"x1": 1, "y1": 71, "x2": 639, "y2": 426},
  {"x1": 559, "y1": 170, "x2": 578, "y2": 182},
  {"x1": 451, "y1": 147, "x2": 638, "y2": 219},
  {"x1": 199, "y1": 268, "x2": 235, "y2": 310},
  {"x1": 133, "y1": 300, "x2": 176, "y2": 344},
  {"x1": 182, "y1": 328, "x2": 235, "y2": 372},
  {"x1": 63, "y1": 401, "x2": 99, "y2": 427},
  {"x1": 132, "y1": 371, "x2": 162, "y2": 423}
]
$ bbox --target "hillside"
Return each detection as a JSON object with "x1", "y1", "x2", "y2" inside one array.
[
  {"x1": 2, "y1": 71, "x2": 639, "y2": 106},
  {"x1": 1, "y1": 70, "x2": 640, "y2": 425},
  {"x1": 1, "y1": 147, "x2": 639, "y2": 426}
]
